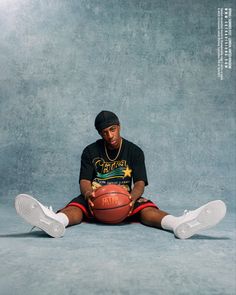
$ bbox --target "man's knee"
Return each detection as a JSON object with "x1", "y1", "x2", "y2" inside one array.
[{"x1": 139, "y1": 207, "x2": 159, "y2": 223}]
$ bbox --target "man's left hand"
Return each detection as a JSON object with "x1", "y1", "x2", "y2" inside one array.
[{"x1": 128, "y1": 195, "x2": 135, "y2": 216}]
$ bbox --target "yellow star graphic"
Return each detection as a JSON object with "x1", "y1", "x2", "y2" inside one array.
[{"x1": 123, "y1": 166, "x2": 132, "y2": 178}]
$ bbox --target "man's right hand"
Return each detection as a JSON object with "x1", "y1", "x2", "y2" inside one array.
[{"x1": 87, "y1": 191, "x2": 95, "y2": 209}]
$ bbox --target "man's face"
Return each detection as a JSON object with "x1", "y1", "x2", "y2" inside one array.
[{"x1": 100, "y1": 125, "x2": 121, "y2": 150}]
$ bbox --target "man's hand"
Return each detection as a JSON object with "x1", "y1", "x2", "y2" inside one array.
[
  {"x1": 117, "y1": 184, "x2": 134, "y2": 215},
  {"x1": 120, "y1": 185, "x2": 129, "y2": 192},
  {"x1": 128, "y1": 195, "x2": 135, "y2": 216},
  {"x1": 89, "y1": 182, "x2": 103, "y2": 208},
  {"x1": 85, "y1": 191, "x2": 96, "y2": 214},
  {"x1": 80, "y1": 180, "x2": 101, "y2": 214},
  {"x1": 127, "y1": 181, "x2": 145, "y2": 216},
  {"x1": 91, "y1": 181, "x2": 102, "y2": 191}
]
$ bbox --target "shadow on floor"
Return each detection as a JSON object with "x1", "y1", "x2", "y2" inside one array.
[
  {"x1": 0, "y1": 231, "x2": 230, "y2": 240},
  {"x1": 188, "y1": 234, "x2": 230, "y2": 240},
  {"x1": 0, "y1": 231, "x2": 50, "y2": 238}
]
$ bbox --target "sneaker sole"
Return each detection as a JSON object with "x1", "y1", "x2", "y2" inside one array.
[
  {"x1": 15, "y1": 194, "x2": 65, "y2": 238},
  {"x1": 174, "y1": 200, "x2": 227, "y2": 240}
]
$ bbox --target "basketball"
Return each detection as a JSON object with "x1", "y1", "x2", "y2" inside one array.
[{"x1": 92, "y1": 184, "x2": 131, "y2": 224}]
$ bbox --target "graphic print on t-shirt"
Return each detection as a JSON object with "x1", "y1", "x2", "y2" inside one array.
[
  {"x1": 79, "y1": 139, "x2": 148, "y2": 192},
  {"x1": 92, "y1": 157, "x2": 132, "y2": 191}
]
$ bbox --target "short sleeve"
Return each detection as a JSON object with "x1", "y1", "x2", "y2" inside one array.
[
  {"x1": 131, "y1": 146, "x2": 148, "y2": 186},
  {"x1": 79, "y1": 147, "x2": 95, "y2": 181}
]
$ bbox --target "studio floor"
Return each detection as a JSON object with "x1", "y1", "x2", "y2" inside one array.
[{"x1": 0, "y1": 206, "x2": 235, "y2": 295}]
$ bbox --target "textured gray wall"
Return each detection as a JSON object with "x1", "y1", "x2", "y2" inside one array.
[{"x1": 0, "y1": 0, "x2": 235, "y2": 210}]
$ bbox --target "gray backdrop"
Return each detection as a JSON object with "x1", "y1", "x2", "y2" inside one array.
[
  {"x1": 0, "y1": 2, "x2": 235, "y2": 295},
  {"x1": 1, "y1": 0, "x2": 235, "y2": 212}
]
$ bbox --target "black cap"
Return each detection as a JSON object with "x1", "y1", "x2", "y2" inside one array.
[{"x1": 94, "y1": 110, "x2": 120, "y2": 132}]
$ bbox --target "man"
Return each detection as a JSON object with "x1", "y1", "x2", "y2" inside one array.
[{"x1": 15, "y1": 110, "x2": 226, "y2": 239}]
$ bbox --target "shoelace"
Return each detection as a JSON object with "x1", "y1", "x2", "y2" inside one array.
[{"x1": 29, "y1": 205, "x2": 53, "y2": 232}]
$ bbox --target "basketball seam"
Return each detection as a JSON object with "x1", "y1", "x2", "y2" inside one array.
[
  {"x1": 93, "y1": 203, "x2": 130, "y2": 211},
  {"x1": 95, "y1": 191, "x2": 130, "y2": 198}
]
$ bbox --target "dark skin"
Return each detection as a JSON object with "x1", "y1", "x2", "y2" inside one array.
[{"x1": 60, "y1": 124, "x2": 169, "y2": 227}]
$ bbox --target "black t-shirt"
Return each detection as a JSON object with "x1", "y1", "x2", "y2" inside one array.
[{"x1": 79, "y1": 138, "x2": 148, "y2": 192}]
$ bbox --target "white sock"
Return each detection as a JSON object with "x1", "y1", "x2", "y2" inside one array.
[
  {"x1": 56, "y1": 212, "x2": 69, "y2": 227},
  {"x1": 161, "y1": 215, "x2": 177, "y2": 231}
]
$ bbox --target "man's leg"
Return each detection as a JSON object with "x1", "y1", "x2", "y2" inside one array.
[
  {"x1": 139, "y1": 200, "x2": 227, "y2": 239},
  {"x1": 139, "y1": 207, "x2": 169, "y2": 229},
  {"x1": 59, "y1": 206, "x2": 83, "y2": 226}
]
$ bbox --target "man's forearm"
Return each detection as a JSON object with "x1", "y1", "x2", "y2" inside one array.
[
  {"x1": 80, "y1": 179, "x2": 93, "y2": 200},
  {"x1": 130, "y1": 180, "x2": 145, "y2": 202}
]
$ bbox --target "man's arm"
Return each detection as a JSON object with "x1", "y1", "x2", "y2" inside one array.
[
  {"x1": 80, "y1": 179, "x2": 94, "y2": 200},
  {"x1": 130, "y1": 180, "x2": 145, "y2": 202}
]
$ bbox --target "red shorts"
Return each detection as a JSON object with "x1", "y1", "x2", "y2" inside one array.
[{"x1": 61, "y1": 194, "x2": 158, "y2": 222}]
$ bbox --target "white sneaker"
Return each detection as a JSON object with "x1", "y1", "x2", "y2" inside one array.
[
  {"x1": 174, "y1": 200, "x2": 227, "y2": 240},
  {"x1": 15, "y1": 194, "x2": 65, "y2": 238}
]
